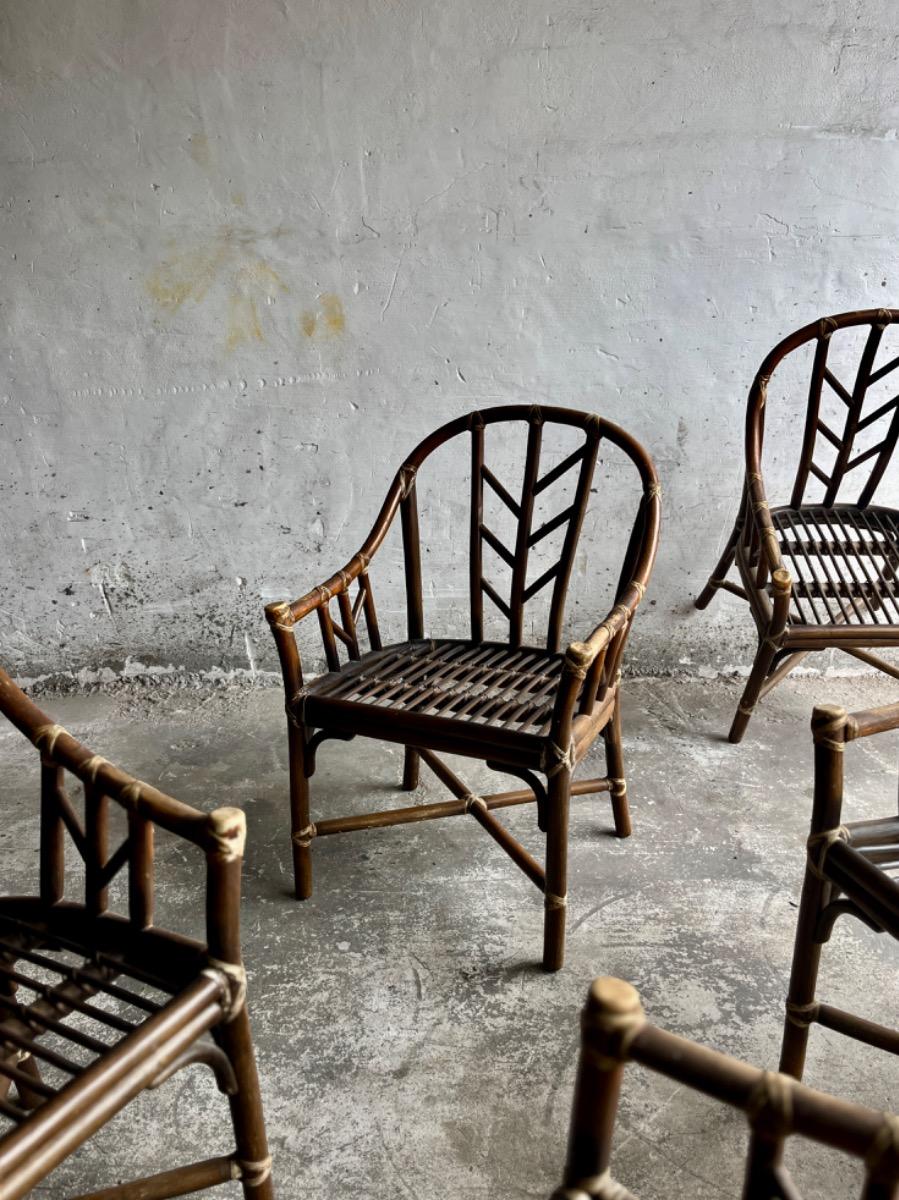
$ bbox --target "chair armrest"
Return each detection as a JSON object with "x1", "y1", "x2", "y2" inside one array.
[
  {"x1": 264, "y1": 547, "x2": 372, "y2": 632},
  {"x1": 264, "y1": 464, "x2": 412, "y2": 633},
  {"x1": 745, "y1": 471, "x2": 790, "y2": 581},
  {"x1": 546, "y1": 580, "x2": 651, "y2": 759}
]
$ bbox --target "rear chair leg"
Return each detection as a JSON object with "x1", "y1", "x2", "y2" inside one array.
[
  {"x1": 402, "y1": 746, "x2": 420, "y2": 791},
  {"x1": 214, "y1": 1009, "x2": 274, "y2": 1200},
  {"x1": 695, "y1": 520, "x2": 740, "y2": 610},
  {"x1": 602, "y1": 700, "x2": 631, "y2": 839},
  {"x1": 543, "y1": 769, "x2": 571, "y2": 973},
  {"x1": 728, "y1": 637, "x2": 778, "y2": 744},
  {"x1": 288, "y1": 718, "x2": 313, "y2": 900}
]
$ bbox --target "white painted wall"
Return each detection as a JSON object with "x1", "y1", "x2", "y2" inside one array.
[{"x1": 2, "y1": 1, "x2": 898, "y2": 682}]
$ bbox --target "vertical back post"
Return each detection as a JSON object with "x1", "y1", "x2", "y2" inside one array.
[
  {"x1": 84, "y1": 782, "x2": 109, "y2": 916},
  {"x1": 470, "y1": 418, "x2": 485, "y2": 643},
  {"x1": 205, "y1": 808, "x2": 246, "y2": 970},
  {"x1": 128, "y1": 811, "x2": 154, "y2": 930},
  {"x1": 400, "y1": 469, "x2": 424, "y2": 641},
  {"x1": 560, "y1": 977, "x2": 644, "y2": 1193},
  {"x1": 39, "y1": 761, "x2": 65, "y2": 906}
]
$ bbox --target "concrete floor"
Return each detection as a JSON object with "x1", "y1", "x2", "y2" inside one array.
[{"x1": 2, "y1": 674, "x2": 898, "y2": 1198}]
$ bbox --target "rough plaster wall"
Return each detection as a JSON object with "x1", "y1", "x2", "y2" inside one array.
[{"x1": 2, "y1": 1, "x2": 898, "y2": 681}]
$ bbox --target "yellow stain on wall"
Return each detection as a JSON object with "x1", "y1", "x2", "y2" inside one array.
[
  {"x1": 321, "y1": 293, "x2": 345, "y2": 334},
  {"x1": 301, "y1": 293, "x2": 345, "y2": 338},
  {"x1": 225, "y1": 263, "x2": 289, "y2": 352},
  {"x1": 236, "y1": 261, "x2": 288, "y2": 294},
  {"x1": 146, "y1": 229, "x2": 290, "y2": 351},
  {"x1": 226, "y1": 296, "x2": 264, "y2": 352},
  {"x1": 145, "y1": 243, "x2": 230, "y2": 313}
]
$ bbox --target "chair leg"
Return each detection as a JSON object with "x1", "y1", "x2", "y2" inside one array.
[
  {"x1": 602, "y1": 699, "x2": 631, "y2": 839},
  {"x1": 779, "y1": 863, "x2": 828, "y2": 1081},
  {"x1": 728, "y1": 637, "x2": 778, "y2": 744},
  {"x1": 695, "y1": 520, "x2": 740, "y2": 610},
  {"x1": 402, "y1": 746, "x2": 420, "y2": 791},
  {"x1": 288, "y1": 718, "x2": 313, "y2": 900},
  {"x1": 543, "y1": 768, "x2": 571, "y2": 973},
  {"x1": 214, "y1": 1009, "x2": 274, "y2": 1200}
]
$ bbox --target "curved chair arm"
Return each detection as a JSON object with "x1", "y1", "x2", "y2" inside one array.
[
  {"x1": 548, "y1": 574, "x2": 657, "y2": 759},
  {"x1": 264, "y1": 546, "x2": 373, "y2": 631},
  {"x1": 263, "y1": 467, "x2": 414, "y2": 691},
  {"x1": 744, "y1": 373, "x2": 793, "y2": 625},
  {"x1": 744, "y1": 468, "x2": 790, "y2": 580},
  {"x1": 264, "y1": 468, "x2": 411, "y2": 631}
]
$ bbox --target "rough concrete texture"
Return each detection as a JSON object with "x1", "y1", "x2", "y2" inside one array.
[
  {"x1": 3, "y1": 1, "x2": 899, "y2": 682},
  {"x1": 2, "y1": 674, "x2": 897, "y2": 1197}
]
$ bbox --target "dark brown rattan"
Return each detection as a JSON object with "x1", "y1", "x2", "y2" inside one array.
[
  {"x1": 779, "y1": 699, "x2": 899, "y2": 1083},
  {"x1": 0, "y1": 667, "x2": 273, "y2": 1200},
  {"x1": 265, "y1": 405, "x2": 660, "y2": 971},
  {"x1": 552, "y1": 976, "x2": 899, "y2": 1199},
  {"x1": 696, "y1": 310, "x2": 899, "y2": 742}
]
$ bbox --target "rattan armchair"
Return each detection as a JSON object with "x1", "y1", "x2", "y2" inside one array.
[
  {"x1": 553, "y1": 976, "x2": 899, "y2": 1199},
  {"x1": 780, "y1": 699, "x2": 899, "y2": 1083},
  {"x1": 0, "y1": 667, "x2": 272, "y2": 1200},
  {"x1": 266, "y1": 405, "x2": 660, "y2": 971},
  {"x1": 696, "y1": 310, "x2": 899, "y2": 742}
]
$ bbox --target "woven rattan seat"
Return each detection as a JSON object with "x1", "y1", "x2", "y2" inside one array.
[
  {"x1": 697, "y1": 310, "x2": 899, "y2": 742},
  {"x1": 771, "y1": 505, "x2": 899, "y2": 627},
  {"x1": 0, "y1": 906, "x2": 207, "y2": 1126},
  {"x1": 267, "y1": 405, "x2": 660, "y2": 971},
  {"x1": 302, "y1": 640, "x2": 569, "y2": 758},
  {"x1": 780, "y1": 700, "x2": 899, "y2": 1084},
  {"x1": 0, "y1": 668, "x2": 272, "y2": 1200}
]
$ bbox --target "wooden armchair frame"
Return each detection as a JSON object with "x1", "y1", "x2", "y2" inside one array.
[
  {"x1": 696, "y1": 310, "x2": 899, "y2": 742},
  {"x1": 779, "y1": 699, "x2": 899, "y2": 1083},
  {"x1": 266, "y1": 405, "x2": 660, "y2": 971},
  {"x1": 0, "y1": 667, "x2": 272, "y2": 1200},
  {"x1": 553, "y1": 976, "x2": 899, "y2": 1199}
]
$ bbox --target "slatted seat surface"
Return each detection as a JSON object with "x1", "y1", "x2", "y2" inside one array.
[
  {"x1": 0, "y1": 911, "x2": 183, "y2": 1131},
  {"x1": 304, "y1": 639, "x2": 568, "y2": 736},
  {"x1": 771, "y1": 505, "x2": 899, "y2": 627}
]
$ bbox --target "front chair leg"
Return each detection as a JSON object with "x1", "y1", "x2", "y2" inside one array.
[
  {"x1": 288, "y1": 717, "x2": 313, "y2": 900},
  {"x1": 214, "y1": 1009, "x2": 274, "y2": 1200},
  {"x1": 728, "y1": 636, "x2": 778, "y2": 744},
  {"x1": 543, "y1": 768, "x2": 571, "y2": 972},
  {"x1": 602, "y1": 699, "x2": 632, "y2": 839}
]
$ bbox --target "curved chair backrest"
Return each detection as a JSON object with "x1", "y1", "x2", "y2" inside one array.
[
  {"x1": 388, "y1": 405, "x2": 658, "y2": 653},
  {"x1": 747, "y1": 309, "x2": 899, "y2": 509}
]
